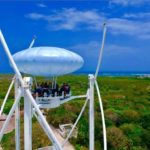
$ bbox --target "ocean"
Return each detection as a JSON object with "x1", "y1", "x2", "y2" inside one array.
[{"x1": 75, "y1": 71, "x2": 150, "y2": 77}]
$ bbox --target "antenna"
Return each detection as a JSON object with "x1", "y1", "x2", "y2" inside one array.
[
  {"x1": 95, "y1": 23, "x2": 107, "y2": 79},
  {"x1": 29, "y1": 36, "x2": 36, "y2": 48}
]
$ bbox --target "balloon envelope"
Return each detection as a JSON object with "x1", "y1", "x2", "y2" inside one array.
[{"x1": 13, "y1": 47, "x2": 84, "y2": 76}]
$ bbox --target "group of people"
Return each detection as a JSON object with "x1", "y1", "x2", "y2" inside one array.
[{"x1": 33, "y1": 82, "x2": 71, "y2": 97}]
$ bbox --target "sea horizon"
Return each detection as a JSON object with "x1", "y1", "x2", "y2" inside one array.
[
  {"x1": 75, "y1": 71, "x2": 150, "y2": 77},
  {"x1": 1, "y1": 71, "x2": 150, "y2": 77}
]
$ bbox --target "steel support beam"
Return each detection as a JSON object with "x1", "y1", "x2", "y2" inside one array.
[
  {"x1": 15, "y1": 78, "x2": 20, "y2": 150},
  {"x1": 89, "y1": 74, "x2": 95, "y2": 150},
  {"x1": 23, "y1": 78, "x2": 32, "y2": 150},
  {"x1": 24, "y1": 91, "x2": 32, "y2": 150},
  {"x1": 0, "y1": 90, "x2": 22, "y2": 141}
]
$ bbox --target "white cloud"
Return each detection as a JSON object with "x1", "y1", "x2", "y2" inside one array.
[
  {"x1": 37, "y1": 3, "x2": 47, "y2": 8},
  {"x1": 26, "y1": 13, "x2": 44, "y2": 20},
  {"x1": 107, "y1": 18, "x2": 150, "y2": 39},
  {"x1": 110, "y1": 0, "x2": 150, "y2": 6},
  {"x1": 71, "y1": 41, "x2": 133, "y2": 58},
  {"x1": 25, "y1": 8, "x2": 150, "y2": 39},
  {"x1": 123, "y1": 12, "x2": 150, "y2": 19},
  {"x1": 106, "y1": 44, "x2": 134, "y2": 54},
  {"x1": 26, "y1": 8, "x2": 104, "y2": 30}
]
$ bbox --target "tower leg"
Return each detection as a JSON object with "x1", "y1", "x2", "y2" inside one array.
[
  {"x1": 15, "y1": 78, "x2": 20, "y2": 150},
  {"x1": 89, "y1": 74, "x2": 95, "y2": 150},
  {"x1": 24, "y1": 92, "x2": 32, "y2": 150}
]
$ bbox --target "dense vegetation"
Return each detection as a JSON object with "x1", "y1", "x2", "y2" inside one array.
[{"x1": 0, "y1": 74, "x2": 150, "y2": 150}]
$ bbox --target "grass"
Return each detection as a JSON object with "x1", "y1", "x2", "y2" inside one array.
[{"x1": 0, "y1": 74, "x2": 150, "y2": 149}]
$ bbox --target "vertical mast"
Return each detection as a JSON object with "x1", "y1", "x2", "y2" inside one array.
[{"x1": 89, "y1": 74, "x2": 95, "y2": 150}]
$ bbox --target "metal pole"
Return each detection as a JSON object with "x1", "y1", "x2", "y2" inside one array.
[
  {"x1": 0, "y1": 76, "x2": 15, "y2": 116},
  {"x1": 25, "y1": 89, "x2": 62, "y2": 150},
  {"x1": 29, "y1": 36, "x2": 36, "y2": 48},
  {"x1": 62, "y1": 95, "x2": 89, "y2": 147},
  {"x1": 0, "y1": 30, "x2": 24, "y2": 86},
  {"x1": 33, "y1": 111, "x2": 61, "y2": 150},
  {"x1": 95, "y1": 80, "x2": 107, "y2": 150},
  {"x1": 15, "y1": 78, "x2": 20, "y2": 150},
  {"x1": 95, "y1": 23, "x2": 107, "y2": 79},
  {"x1": 89, "y1": 74, "x2": 95, "y2": 150},
  {"x1": 24, "y1": 90, "x2": 32, "y2": 150},
  {"x1": 0, "y1": 89, "x2": 22, "y2": 141},
  {"x1": 33, "y1": 111, "x2": 52, "y2": 141}
]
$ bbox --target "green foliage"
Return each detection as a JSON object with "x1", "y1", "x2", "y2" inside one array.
[
  {"x1": 121, "y1": 110, "x2": 140, "y2": 123},
  {"x1": 105, "y1": 108, "x2": 121, "y2": 126},
  {"x1": 141, "y1": 128, "x2": 150, "y2": 148},
  {"x1": 107, "y1": 126, "x2": 130, "y2": 149},
  {"x1": 0, "y1": 75, "x2": 150, "y2": 149},
  {"x1": 32, "y1": 119, "x2": 51, "y2": 149},
  {"x1": 140, "y1": 113, "x2": 150, "y2": 129},
  {"x1": 3, "y1": 98, "x2": 14, "y2": 114},
  {"x1": 74, "y1": 144, "x2": 88, "y2": 150},
  {"x1": 46, "y1": 104, "x2": 78, "y2": 127},
  {"x1": 120, "y1": 123, "x2": 144, "y2": 146},
  {"x1": 1, "y1": 131, "x2": 15, "y2": 149}
]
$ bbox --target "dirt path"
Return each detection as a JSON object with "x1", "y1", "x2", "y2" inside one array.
[
  {"x1": 50, "y1": 125, "x2": 75, "y2": 150},
  {"x1": 0, "y1": 114, "x2": 75, "y2": 150},
  {"x1": 37, "y1": 125, "x2": 75, "y2": 150},
  {"x1": 0, "y1": 114, "x2": 15, "y2": 134}
]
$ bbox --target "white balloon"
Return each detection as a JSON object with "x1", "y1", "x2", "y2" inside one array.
[{"x1": 13, "y1": 47, "x2": 84, "y2": 76}]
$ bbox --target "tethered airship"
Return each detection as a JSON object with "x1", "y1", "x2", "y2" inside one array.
[{"x1": 13, "y1": 47, "x2": 84, "y2": 76}]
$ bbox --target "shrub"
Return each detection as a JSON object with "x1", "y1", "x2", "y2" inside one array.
[
  {"x1": 140, "y1": 113, "x2": 150, "y2": 129},
  {"x1": 70, "y1": 117, "x2": 89, "y2": 147},
  {"x1": 130, "y1": 146, "x2": 148, "y2": 150},
  {"x1": 105, "y1": 108, "x2": 121, "y2": 126},
  {"x1": 3, "y1": 98, "x2": 14, "y2": 114},
  {"x1": 95, "y1": 140, "x2": 102, "y2": 150},
  {"x1": 107, "y1": 126, "x2": 130, "y2": 149},
  {"x1": 74, "y1": 144, "x2": 88, "y2": 150},
  {"x1": 1, "y1": 131, "x2": 15, "y2": 150},
  {"x1": 120, "y1": 123, "x2": 144, "y2": 146},
  {"x1": 46, "y1": 105, "x2": 77, "y2": 127},
  {"x1": 32, "y1": 121, "x2": 51, "y2": 149},
  {"x1": 141, "y1": 128, "x2": 150, "y2": 148},
  {"x1": 121, "y1": 110, "x2": 140, "y2": 123}
]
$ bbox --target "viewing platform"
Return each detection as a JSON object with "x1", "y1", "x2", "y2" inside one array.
[{"x1": 35, "y1": 92, "x2": 86, "y2": 109}]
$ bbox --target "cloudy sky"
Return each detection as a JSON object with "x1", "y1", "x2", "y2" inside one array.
[{"x1": 0, "y1": 0, "x2": 150, "y2": 73}]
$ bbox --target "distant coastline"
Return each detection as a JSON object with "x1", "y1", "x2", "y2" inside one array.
[{"x1": 75, "y1": 71, "x2": 150, "y2": 77}]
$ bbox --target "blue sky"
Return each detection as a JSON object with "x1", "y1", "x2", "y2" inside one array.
[{"x1": 0, "y1": 0, "x2": 150, "y2": 73}]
